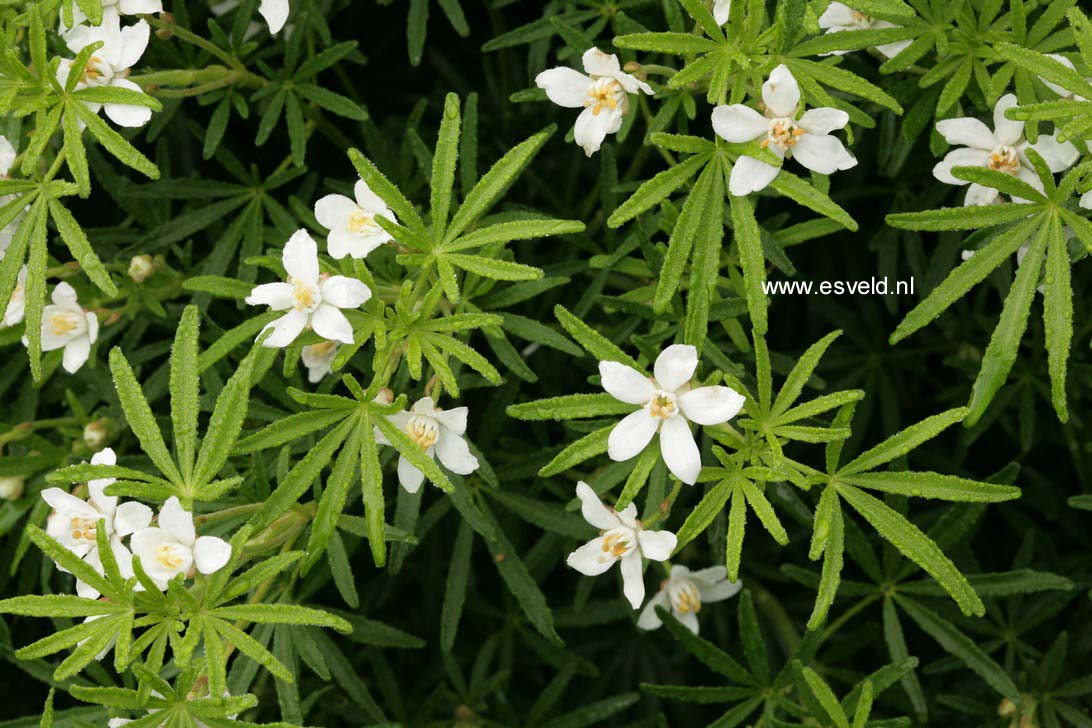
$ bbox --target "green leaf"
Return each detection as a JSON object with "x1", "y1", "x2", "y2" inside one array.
[
  {"x1": 171, "y1": 306, "x2": 201, "y2": 482},
  {"x1": 801, "y1": 666, "x2": 850, "y2": 728},
  {"x1": 895, "y1": 595, "x2": 1019, "y2": 699},
  {"x1": 539, "y1": 425, "x2": 612, "y2": 477},
  {"x1": 554, "y1": 304, "x2": 643, "y2": 371},
  {"x1": 109, "y1": 347, "x2": 184, "y2": 485},
  {"x1": 730, "y1": 193, "x2": 768, "y2": 336},
  {"x1": 431, "y1": 92, "x2": 462, "y2": 240},
  {"x1": 440, "y1": 518, "x2": 473, "y2": 651},
  {"x1": 1042, "y1": 213, "x2": 1071, "y2": 421},
  {"x1": 839, "y1": 472, "x2": 1020, "y2": 502},
  {"x1": 191, "y1": 343, "x2": 258, "y2": 492},
  {"x1": 837, "y1": 484, "x2": 983, "y2": 616},
  {"x1": 506, "y1": 394, "x2": 635, "y2": 421},
  {"x1": 886, "y1": 203, "x2": 1035, "y2": 231},
  {"x1": 840, "y1": 408, "x2": 966, "y2": 475}
]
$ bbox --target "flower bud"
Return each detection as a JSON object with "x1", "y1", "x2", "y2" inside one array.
[
  {"x1": 83, "y1": 419, "x2": 111, "y2": 450},
  {"x1": 375, "y1": 387, "x2": 394, "y2": 405},
  {"x1": 128, "y1": 254, "x2": 156, "y2": 283},
  {"x1": 0, "y1": 476, "x2": 24, "y2": 500},
  {"x1": 155, "y1": 12, "x2": 175, "y2": 39}
]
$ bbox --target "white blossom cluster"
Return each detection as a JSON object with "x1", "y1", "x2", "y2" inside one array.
[{"x1": 41, "y1": 448, "x2": 233, "y2": 598}]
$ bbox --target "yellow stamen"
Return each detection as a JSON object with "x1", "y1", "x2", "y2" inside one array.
[
  {"x1": 155, "y1": 544, "x2": 184, "y2": 570},
  {"x1": 70, "y1": 516, "x2": 98, "y2": 542},
  {"x1": 405, "y1": 415, "x2": 439, "y2": 450}
]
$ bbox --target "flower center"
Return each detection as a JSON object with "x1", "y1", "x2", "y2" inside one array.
[
  {"x1": 405, "y1": 415, "x2": 439, "y2": 449},
  {"x1": 69, "y1": 516, "x2": 98, "y2": 542},
  {"x1": 347, "y1": 209, "x2": 378, "y2": 235},
  {"x1": 850, "y1": 10, "x2": 874, "y2": 29},
  {"x1": 599, "y1": 527, "x2": 636, "y2": 561},
  {"x1": 310, "y1": 340, "x2": 337, "y2": 358},
  {"x1": 988, "y1": 145, "x2": 1020, "y2": 175},
  {"x1": 49, "y1": 311, "x2": 82, "y2": 336},
  {"x1": 584, "y1": 78, "x2": 625, "y2": 116},
  {"x1": 648, "y1": 390, "x2": 678, "y2": 420},
  {"x1": 762, "y1": 117, "x2": 804, "y2": 150},
  {"x1": 155, "y1": 543, "x2": 185, "y2": 570},
  {"x1": 289, "y1": 277, "x2": 320, "y2": 312},
  {"x1": 669, "y1": 580, "x2": 702, "y2": 614},
  {"x1": 76, "y1": 56, "x2": 112, "y2": 85}
]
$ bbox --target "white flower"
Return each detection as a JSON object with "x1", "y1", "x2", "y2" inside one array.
[
  {"x1": 535, "y1": 47, "x2": 654, "y2": 157},
  {"x1": 24, "y1": 282, "x2": 99, "y2": 373},
  {"x1": 130, "y1": 496, "x2": 232, "y2": 590},
  {"x1": 59, "y1": 9, "x2": 153, "y2": 128},
  {"x1": 817, "y1": 3, "x2": 911, "y2": 59},
  {"x1": 301, "y1": 340, "x2": 338, "y2": 383},
  {"x1": 1081, "y1": 190, "x2": 1092, "y2": 210},
  {"x1": 375, "y1": 397, "x2": 479, "y2": 493},
  {"x1": 600, "y1": 344, "x2": 745, "y2": 485},
  {"x1": 245, "y1": 230, "x2": 371, "y2": 348},
  {"x1": 42, "y1": 448, "x2": 152, "y2": 598},
  {"x1": 1, "y1": 266, "x2": 26, "y2": 328},
  {"x1": 60, "y1": 0, "x2": 163, "y2": 32},
  {"x1": 314, "y1": 180, "x2": 396, "y2": 259},
  {"x1": 713, "y1": 0, "x2": 731, "y2": 25},
  {"x1": 211, "y1": 0, "x2": 288, "y2": 34},
  {"x1": 1041, "y1": 54, "x2": 1088, "y2": 100},
  {"x1": 932, "y1": 94, "x2": 1079, "y2": 206},
  {"x1": 566, "y1": 482, "x2": 677, "y2": 609},
  {"x1": 637, "y1": 564, "x2": 742, "y2": 633},
  {"x1": 712, "y1": 65, "x2": 857, "y2": 197}
]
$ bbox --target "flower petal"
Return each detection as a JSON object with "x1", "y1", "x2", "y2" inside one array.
[
  {"x1": 258, "y1": 0, "x2": 290, "y2": 33},
  {"x1": 636, "y1": 588, "x2": 670, "y2": 630},
  {"x1": 582, "y1": 47, "x2": 621, "y2": 77},
  {"x1": 1028, "y1": 133, "x2": 1079, "y2": 172},
  {"x1": 397, "y1": 455, "x2": 426, "y2": 494},
  {"x1": 260, "y1": 309, "x2": 309, "y2": 348},
  {"x1": 114, "y1": 501, "x2": 153, "y2": 538},
  {"x1": 792, "y1": 133, "x2": 857, "y2": 174},
  {"x1": 599, "y1": 360, "x2": 655, "y2": 404},
  {"x1": 432, "y1": 406, "x2": 468, "y2": 435},
  {"x1": 932, "y1": 147, "x2": 990, "y2": 185},
  {"x1": 658, "y1": 415, "x2": 701, "y2": 485},
  {"x1": 534, "y1": 67, "x2": 590, "y2": 108},
  {"x1": 566, "y1": 536, "x2": 615, "y2": 576},
  {"x1": 607, "y1": 409, "x2": 658, "y2": 462},
  {"x1": 637, "y1": 529, "x2": 677, "y2": 561},
  {"x1": 116, "y1": 21, "x2": 150, "y2": 71},
  {"x1": 964, "y1": 183, "x2": 1000, "y2": 207},
  {"x1": 677, "y1": 609, "x2": 700, "y2": 634},
  {"x1": 313, "y1": 193, "x2": 357, "y2": 230},
  {"x1": 158, "y1": 496, "x2": 195, "y2": 546},
  {"x1": 935, "y1": 117, "x2": 996, "y2": 150},
  {"x1": 103, "y1": 81, "x2": 152, "y2": 128},
  {"x1": 194, "y1": 536, "x2": 232, "y2": 575},
  {"x1": 320, "y1": 275, "x2": 372, "y2": 309},
  {"x1": 573, "y1": 106, "x2": 621, "y2": 157},
  {"x1": 798, "y1": 107, "x2": 849, "y2": 135},
  {"x1": 713, "y1": 0, "x2": 732, "y2": 25},
  {"x1": 282, "y1": 229, "x2": 319, "y2": 283},
  {"x1": 654, "y1": 344, "x2": 698, "y2": 392},
  {"x1": 818, "y1": 2, "x2": 854, "y2": 29},
  {"x1": 678, "y1": 386, "x2": 746, "y2": 425},
  {"x1": 246, "y1": 282, "x2": 294, "y2": 310},
  {"x1": 310, "y1": 304, "x2": 355, "y2": 345},
  {"x1": 762, "y1": 64, "x2": 800, "y2": 118},
  {"x1": 435, "y1": 431, "x2": 479, "y2": 475},
  {"x1": 698, "y1": 576, "x2": 743, "y2": 603},
  {"x1": 354, "y1": 179, "x2": 391, "y2": 214},
  {"x1": 992, "y1": 94, "x2": 1024, "y2": 147},
  {"x1": 51, "y1": 282, "x2": 80, "y2": 310},
  {"x1": 729, "y1": 156, "x2": 780, "y2": 196},
  {"x1": 575, "y1": 481, "x2": 621, "y2": 531},
  {"x1": 710, "y1": 104, "x2": 767, "y2": 143},
  {"x1": 62, "y1": 335, "x2": 91, "y2": 374},
  {"x1": 620, "y1": 550, "x2": 645, "y2": 609}
]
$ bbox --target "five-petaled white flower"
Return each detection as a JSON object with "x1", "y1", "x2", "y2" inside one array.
[
  {"x1": 376, "y1": 397, "x2": 479, "y2": 494},
  {"x1": 60, "y1": 0, "x2": 163, "y2": 32},
  {"x1": 932, "y1": 94, "x2": 1078, "y2": 206},
  {"x1": 535, "y1": 47, "x2": 654, "y2": 157},
  {"x1": 637, "y1": 564, "x2": 742, "y2": 634},
  {"x1": 42, "y1": 448, "x2": 152, "y2": 598},
  {"x1": 24, "y1": 282, "x2": 99, "y2": 373},
  {"x1": 246, "y1": 229, "x2": 372, "y2": 348},
  {"x1": 600, "y1": 344, "x2": 745, "y2": 485},
  {"x1": 817, "y1": 3, "x2": 911, "y2": 59},
  {"x1": 130, "y1": 496, "x2": 232, "y2": 590},
  {"x1": 301, "y1": 340, "x2": 338, "y2": 383},
  {"x1": 314, "y1": 180, "x2": 396, "y2": 259},
  {"x1": 713, "y1": 0, "x2": 731, "y2": 24},
  {"x1": 712, "y1": 65, "x2": 857, "y2": 197},
  {"x1": 566, "y1": 482, "x2": 677, "y2": 609},
  {"x1": 59, "y1": 9, "x2": 154, "y2": 128}
]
